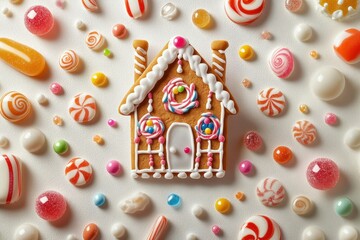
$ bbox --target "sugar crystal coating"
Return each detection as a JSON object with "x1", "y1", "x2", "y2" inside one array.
[
  {"x1": 306, "y1": 158, "x2": 339, "y2": 190},
  {"x1": 35, "y1": 191, "x2": 67, "y2": 221},
  {"x1": 24, "y1": 6, "x2": 54, "y2": 36}
]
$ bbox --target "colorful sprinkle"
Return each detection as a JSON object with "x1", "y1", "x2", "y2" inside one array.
[{"x1": 103, "y1": 48, "x2": 112, "y2": 57}]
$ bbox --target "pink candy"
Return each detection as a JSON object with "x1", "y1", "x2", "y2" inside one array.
[
  {"x1": 325, "y1": 113, "x2": 337, "y2": 125},
  {"x1": 306, "y1": 158, "x2": 339, "y2": 190},
  {"x1": 112, "y1": 24, "x2": 127, "y2": 39},
  {"x1": 107, "y1": 118, "x2": 117, "y2": 127},
  {"x1": 49, "y1": 82, "x2": 63, "y2": 95},
  {"x1": 24, "y1": 6, "x2": 54, "y2": 36},
  {"x1": 243, "y1": 131, "x2": 263, "y2": 151},
  {"x1": 35, "y1": 191, "x2": 67, "y2": 221},
  {"x1": 212, "y1": 225, "x2": 222, "y2": 235},
  {"x1": 106, "y1": 160, "x2": 122, "y2": 175},
  {"x1": 173, "y1": 36, "x2": 187, "y2": 48},
  {"x1": 238, "y1": 160, "x2": 252, "y2": 175}
]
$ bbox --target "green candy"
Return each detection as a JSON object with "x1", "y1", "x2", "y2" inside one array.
[
  {"x1": 103, "y1": 48, "x2": 111, "y2": 57},
  {"x1": 177, "y1": 85, "x2": 185, "y2": 93},
  {"x1": 334, "y1": 197, "x2": 353, "y2": 217},
  {"x1": 53, "y1": 139, "x2": 69, "y2": 155}
]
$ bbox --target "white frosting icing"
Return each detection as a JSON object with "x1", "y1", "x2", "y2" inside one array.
[{"x1": 120, "y1": 36, "x2": 237, "y2": 115}]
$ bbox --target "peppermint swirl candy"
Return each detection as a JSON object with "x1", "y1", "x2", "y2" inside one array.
[
  {"x1": 292, "y1": 195, "x2": 313, "y2": 216},
  {"x1": 59, "y1": 50, "x2": 80, "y2": 72},
  {"x1": 292, "y1": 120, "x2": 317, "y2": 145},
  {"x1": 85, "y1": 31, "x2": 105, "y2": 50},
  {"x1": 162, "y1": 77, "x2": 199, "y2": 114},
  {"x1": 195, "y1": 112, "x2": 221, "y2": 140},
  {"x1": 224, "y1": 0, "x2": 265, "y2": 24},
  {"x1": 0, "y1": 91, "x2": 32, "y2": 123},
  {"x1": 269, "y1": 47, "x2": 294, "y2": 79},
  {"x1": 137, "y1": 113, "x2": 165, "y2": 139},
  {"x1": 81, "y1": 0, "x2": 98, "y2": 12},
  {"x1": 238, "y1": 215, "x2": 281, "y2": 240}
]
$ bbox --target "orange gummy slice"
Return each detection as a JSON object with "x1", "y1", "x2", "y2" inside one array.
[{"x1": 0, "y1": 38, "x2": 46, "y2": 76}]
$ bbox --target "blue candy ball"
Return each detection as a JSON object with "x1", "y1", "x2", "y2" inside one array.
[
  {"x1": 201, "y1": 123, "x2": 207, "y2": 131},
  {"x1": 208, "y1": 122, "x2": 214, "y2": 130},
  {"x1": 147, "y1": 127, "x2": 154, "y2": 134},
  {"x1": 93, "y1": 193, "x2": 106, "y2": 207},
  {"x1": 167, "y1": 193, "x2": 181, "y2": 207}
]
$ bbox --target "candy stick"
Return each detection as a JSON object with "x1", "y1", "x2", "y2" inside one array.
[
  {"x1": 146, "y1": 215, "x2": 168, "y2": 240},
  {"x1": 133, "y1": 40, "x2": 149, "y2": 82},
  {"x1": 211, "y1": 40, "x2": 229, "y2": 82}
]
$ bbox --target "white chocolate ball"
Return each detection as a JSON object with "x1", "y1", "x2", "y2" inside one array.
[
  {"x1": 111, "y1": 223, "x2": 126, "y2": 239},
  {"x1": 302, "y1": 226, "x2": 325, "y2": 240},
  {"x1": 14, "y1": 223, "x2": 39, "y2": 240},
  {"x1": 339, "y1": 225, "x2": 358, "y2": 240},
  {"x1": 191, "y1": 204, "x2": 205, "y2": 218},
  {"x1": 20, "y1": 128, "x2": 46, "y2": 153},
  {"x1": 344, "y1": 128, "x2": 360, "y2": 148},
  {"x1": 294, "y1": 23, "x2": 313, "y2": 42},
  {"x1": 36, "y1": 94, "x2": 48, "y2": 105},
  {"x1": 310, "y1": 67, "x2": 345, "y2": 101}
]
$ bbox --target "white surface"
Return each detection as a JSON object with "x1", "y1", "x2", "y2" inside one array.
[{"x1": 0, "y1": 0, "x2": 359, "y2": 239}]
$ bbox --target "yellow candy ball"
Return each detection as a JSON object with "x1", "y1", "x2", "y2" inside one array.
[
  {"x1": 173, "y1": 88, "x2": 179, "y2": 94},
  {"x1": 215, "y1": 198, "x2": 231, "y2": 214},
  {"x1": 192, "y1": 9, "x2": 211, "y2": 29},
  {"x1": 146, "y1": 120, "x2": 153, "y2": 126},
  {"x1": 239, "y1": 45, "x2": 255, "y2": 61},
  {"x1": 91, "y1": 72, "x2": 108, "y2": 87},
  {"x1": 204, "y1": 128, "x2": 212, "y2": 135}
]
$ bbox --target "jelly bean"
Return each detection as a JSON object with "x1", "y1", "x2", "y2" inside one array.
[
  {"x1": 335, "y1": 197, "x2": 354, "y2": 217},
  {"x1": 106, "y1": 160, "x2": 121, "y2": 175},
  {"x1": 306, "y1": 158, "x2": 339, "y2": 190},
  {"x1": 107, "y1": 118, "x2": 117, "y2": 127},
  {"x1": 167, "y1": 193, "x2": 181, "y2": 207},
  {"x1": 238, "y1": 160, "x2": 252, "y2": 174},
  {"x1": 53, "y1": 115, "x2": 63, "y2": 126},
  {"x1": 161, "y1": 3, "x2": 178, "y2": 20},
  {"x1": 212, "y1": 225, "x2": 222, "y2": 235},
  {"x1": 239, "y1": 45, "x2": 255, "y2": 60},
  {"x1": 310, "y1": 67, "x2": 345, "y2": 101},
  {"x1": 35, "y1": 190, "x2": 67, "y2": 221},
  {"x1": 93, "y1": 193, "x2": 106, "y2": 207},
  {"x1": 0, "y1": 38, "x2": 46, "y2": 76},
  {"x1": 14, "y1": 223, "x2": 39, "y2": 240},
  {"x1": 294, "y1": 23, "x2": 312, "y2": 42},
  {"x1": 215, "y1": 198, "x2": 231, "y2": 214},
  {"x1": 111, "y1": 223, "x2": 126, "y2": 239},
  {"x1": 24, "y1": 6, "x2": 54, "y2": 36},
  {"x1": 91, "y1": 72, "x2": 107, "y2": 87},
  {"x1": 20, "y1": 128, "x2": 46, "y2": 153},
  {"x1": 53, "y1": 139, "x2": 69, "y2": 155},
  {"x1": 83, "y1": 223, "x2": 99, "y2": 240},
  {"x1": 49, "y1": 82, "x2": 63, "y2": 95},
  {"x1": 192, "y1": 9, "x2": 211, "y2": 28},
  {"x1": 325, "y1": 113, "x2": 337, "y2": 125},
  {"x1": 0, "y1": 136, "x2": 8, "y2": 148},
  {"x1": 112, "y1": 24, "x2": 127, "y2": 39},
  {"x1": 273, "y1": 146, "x2": 293, "y2": 164},
  {"x1": 36, "y1": 94, "x2": 48, "y2": 105}
]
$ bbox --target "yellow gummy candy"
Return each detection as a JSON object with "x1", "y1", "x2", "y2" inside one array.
[{"x1": 0, "y1": 38, "x2": 46, "y2": 76}]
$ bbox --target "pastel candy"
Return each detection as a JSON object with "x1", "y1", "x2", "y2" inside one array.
[
  {"x1": 292, "y1": 120, "x2": 317, "y2": 145},
  {"x1": 256, "y1": 177, "x2": 286, "y2": 207},
  {"x1": 69, "y1": 93, "x2": 97, "y2": 123},
  {"x1": 0, "y1": 91, "x2": 32, "y2": 123},
  {"x1": 125, "y1": 0, "x2": 148, "y2": 19},
  {"x1": 59, "y1": 50, "x2": 80, "y2": 72},
  {"x1": 81, "y1": 0, "x2": 98, "y2": 12},
  {"x1": 333, "y1": 28, "x2": 360, "y2": 64},
  {"x1": 85, "y1": 31, "x2": 105, "y2": 51},
  {"x1": 224, "y1": 0, "x2": 265, "y2": 24},
  {"x1": 239, "y1": 215, "x2": 281, "y2": 240},
  {"x1": 0, "y1": 154, "x2": 22, "y2": 204},
  {"x1": 257, "y1": 87, "x2": 286, "y2": 117},
  {"x1": 65, "y1": 157, "x2": 93, "y2": 186},
  {"x1": 0, "y1": 38, "x2": 46, "y2": 76},
  {"x1": 269, "y1": 47, "x2": 294, "y2": 79}
]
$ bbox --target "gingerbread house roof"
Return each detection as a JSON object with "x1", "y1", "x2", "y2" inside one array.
[{"x1": 119, "y1": 36, "x2": 238, "y2": 115}]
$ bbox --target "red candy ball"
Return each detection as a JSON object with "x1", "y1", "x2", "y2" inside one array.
[
  {"x1": 24, "y1": 5, "x2": 54, "y2": 36},
  {"x1": 243, "y1": 131, "x2": 263, "y2": 151},
  {"x1": 306, "y1": 158, "x2": 340, "y2": 190},
  {"x1": 273, "y1": 146, "x2": 293, "y2": 164},
  {"x1": 35, "y1": 191, "x2": 67, "y2": 221},
  {"x1": 112, "y1": 24, "x2": 127, "y2": 39}
]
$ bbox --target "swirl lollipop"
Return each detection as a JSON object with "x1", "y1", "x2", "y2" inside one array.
[
  {"x1": 195, "y1": 113, "x2": 221, "y2": 140},
  {"x1": 269, "y1": 47, "x2": 294, "y2": 79},
  {"x1": 0, "y1": 91, "x2": 32, "y2": 123},
  {"x1": 137, "y1": 113, "x2": 165, "y2": 139}
]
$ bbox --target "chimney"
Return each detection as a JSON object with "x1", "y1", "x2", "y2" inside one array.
[
  {"x1": 211, "y1": 40, "x2": 229, "y2": 82},
  {"x1": 133, "y1": 40, "x2": 149, "y2": 82}
]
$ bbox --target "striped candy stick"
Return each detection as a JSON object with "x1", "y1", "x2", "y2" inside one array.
[
  {"x1": 211, "y1": 40, "x2": 229, "y2": 82},
  {"x1": 146, "y1": 215, "x2": 168, "y2": 240},
  {"x1": 133, "y1": 40, "x2": 149, "y2": 82}
]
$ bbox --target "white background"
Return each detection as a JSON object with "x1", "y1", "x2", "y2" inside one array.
[{"x1": 0, "y1": 0, "x2": 359, "y2": 239}]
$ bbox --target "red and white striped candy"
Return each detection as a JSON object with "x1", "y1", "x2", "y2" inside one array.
[
  {"x1": 0, "y1": 154, "x2": 22, "y2": 204},
  {"x1": 238, "y1": 215, "x2": 281, "y2": 240},
  {"x1": 257, "y1": 87, "x2": 286, "y2": 117},
  {"x1": 224, "y1": 0, "x2": 265, "y2": 25},
  {"x1": 69, "y1": 93, "x2": 97, "y2": 123},
  {"x1": 65, "y1": 157, "x2": 93, "y2": 186},
  {"x1": 125, "y1": 0, "x2": 148, "y2": 19},
  {"x1": 292, "y1": 120, "x2": 317, "y2": 145},
  {"x1": 146, "y1": 215, "x2": 168, "y2": 240},
  {"x1": 256, "y1": 177, "x2": 285, "y2": 207},
  {"x1": 81, "y1": 0, "x2": 98, "y2": 12}
]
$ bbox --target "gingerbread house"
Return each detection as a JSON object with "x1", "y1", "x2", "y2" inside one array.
[{"x1": 118, "y1": 36, "x2": 238, "y2": 179}]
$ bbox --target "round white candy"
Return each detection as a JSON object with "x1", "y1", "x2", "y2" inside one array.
[
  {"x1": 66, "y1": 234, "x2": 78, "y2": 240},
  {"x1": 310, "y1": 67, "x2": 345, "y2": 101},
  {"x1": 302, "y1": 226, "x2": 325, "y2": 240},
  {"x1": 0, "y1": 135, "x2": 8, "y2": 147},
  {"x1": 36, "y1": 94, "x2": 48, "y2": 105},
  {"x1": 339, "y1": 225, "x2": 358, "y2": 240},
  {"x1": 186, "y1": 233, "x2": 198, "y2": 240},
  {"x1": 75, "y1": 20, "x2": 85, "y2": 30},
  {"x1": 344, "y1": 128, "x2": 360, "y2": 148},
  {"x1": 111, "y1": 223, "x2": 126, "y2": 239},
  {"x1": 14, "y1": 223, "x2": 39, "y2": 240},
  {"x1": 294, "y1": 23, "x2": 312, "y2": 42},
  {"x1": 161, "y1": 3, "x2": 178, "y2": 20},
  {"x1": 191, "y1": 204, "x2": 205, "y2": 218},
  {"x1": 20, "y1": 128, "x2": 46, "y2": 153},
  {"x1": 1, "y1": 7, "x2": 10, "y2": 15}
]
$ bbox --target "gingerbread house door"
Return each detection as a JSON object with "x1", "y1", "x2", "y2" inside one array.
[{"x1": 166, "y1": 123, "x2": 194, "y2": 177}]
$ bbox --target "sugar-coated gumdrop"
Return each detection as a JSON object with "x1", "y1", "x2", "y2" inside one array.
[
  {"x1": 14, "y1": 223, "x2": 39, "y2": 240},
  {"x1": 243, "y1": 131, "x2": 263, "y2": 151},
  {"x1": 35, "y1": 191, "x2": 67, "y2": 221},
  {"x1": 82, "y1": 223, "x2": 99, "y2": 240},
  {"x1": 215, "y1": 198, "x2": 231, "y2": 214},
  {"x1": 24, "y1": 5, "x2": 54, "y2": 36},
  {"x1": 167, "y1": 193, "x2": 181, "y2": 207},
  {"x1": 306, "y1": 158, "x2": 339, "y2": 190}
]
